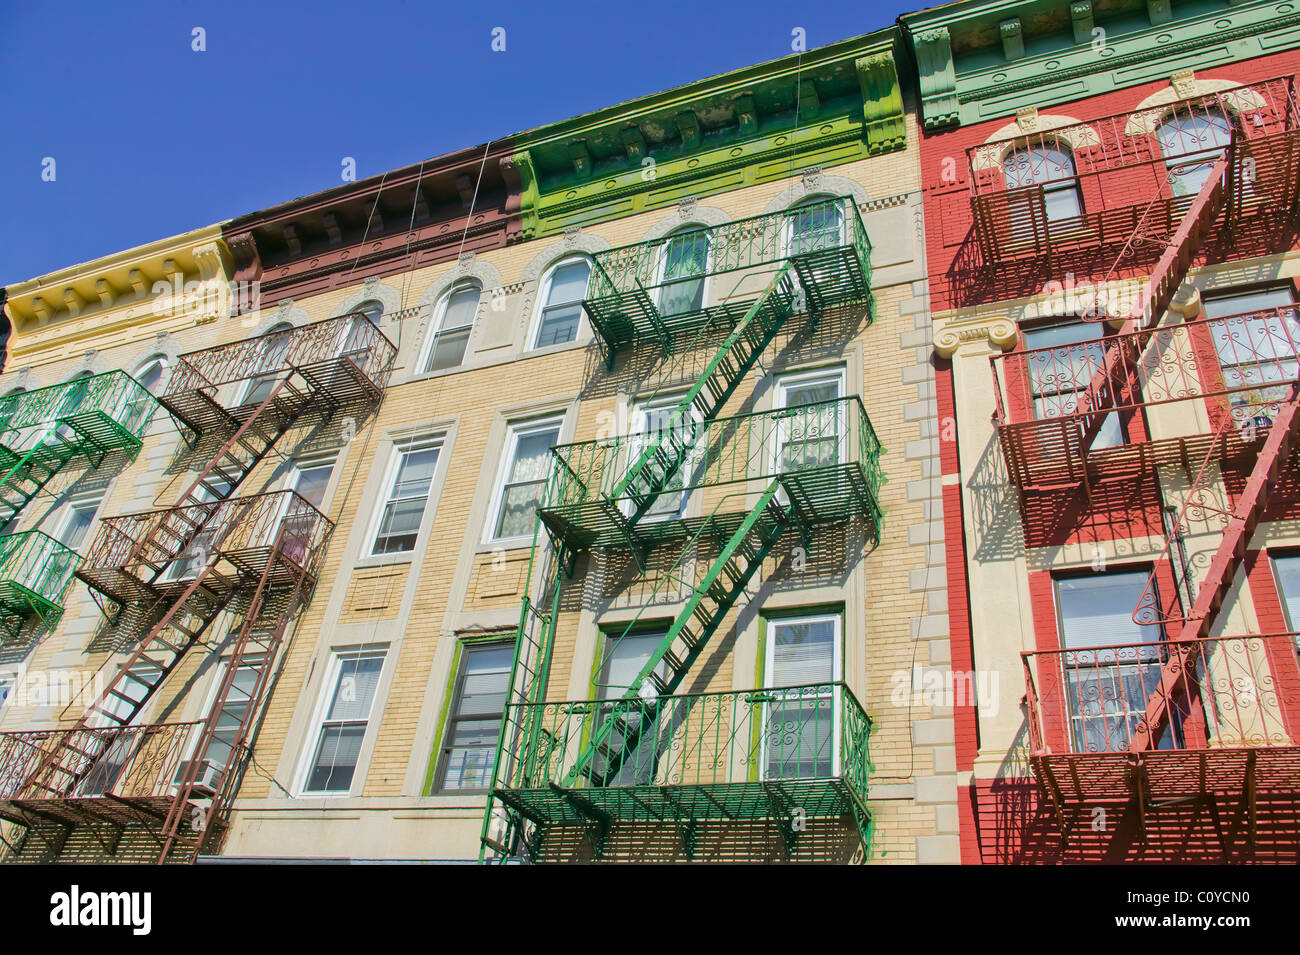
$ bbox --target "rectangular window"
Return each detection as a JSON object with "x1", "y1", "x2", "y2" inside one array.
[
  {"x1": 1055, "y1": 571, "x2": 1181, "y2": 752},
  {"x1": 434, "y1": 641, "x2": 512, "y2": 792},
  {"x1": 627, "y1": 394, "x2": 697, "y2": 521},
  {"x1": 1271, "y1": 553, "x2": 1300, "y2": 630},
  {"x1": 775, "y1": 369, "x2": 846, "y2": 474},
  {"x1": 490, "y1": 418, "x2": 562, "y2": 541},
  {"x1": 302, "y1": 649, "x2": 386, "y2": 794},
  {"x1": 1022, "y1": 322, "x2": 1125, "y2": 450},
  {"x1": 176, "y1": 653, "x2": 265, "y2": 787},
  {"x1": 762, "y1": 613, "x2": 842, "y2": 781},
  {"x1": 1203, "y1": 286, "x2": 1299, "y2": 425},
  {"x1": 0, "y1": 672, "x2": 13, "y2": 708},
  {"x1": 370, "y1": 440, "x2": 441, "y2": 555},
  {"x1": 595, "y1": 627, "x2": 670, "y2": 786},
  {"x1": 57, "y1": 493, "x2": 103, "y2": 550}
]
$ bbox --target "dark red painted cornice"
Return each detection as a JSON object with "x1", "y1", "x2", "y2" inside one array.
[{"x1": 224, "y1": 140, "x2": 521, "y2": 311}]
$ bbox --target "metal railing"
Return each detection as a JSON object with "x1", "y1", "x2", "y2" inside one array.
[
  {"x1": 544, "y1": 396, "x2": 884, "y2": 516},
  {"x1": 0, "y1": 371, "x2": 158, "y2": 447},
  {"x1": 163, "y1": 312, "x2": 398, "y2": 399},
  {"x1": 966, "y1": 76, "x2": 1299, "y2": 260},
  {"x1": 497, "y1": 681, "x2": 872, "y2": 806},
  {"x1": 993, "y1": 305, "x2": 1300, "y2": 436},
  {"x1": 0, "y1": 721, "x2": 208, "y2": 802},
  {"x1": 78, "y1": 489, "x2": 333, "y2": 590},
  {"x1": 1023, "y1": 633, "x2": 1300, "y2": 754},
  {"x1": 0, "y1": 530, "x2": 79, "y2": 611}
]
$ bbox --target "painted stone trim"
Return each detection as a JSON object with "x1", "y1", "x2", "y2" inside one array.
[
  {"x1": 932, "y1": 313, "x2": 1018, "y2": 358},
  {"x1": 762, "y1": 175, "x2": 871, "y2": 215}
]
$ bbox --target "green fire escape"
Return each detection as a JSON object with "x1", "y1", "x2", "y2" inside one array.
[
  {"x1": 0, "y1": 530, "x2": 79, "y2": 645},
  {"x1": 480, "y1": 196, "x2": 883, "y2": 863},
  {"x1": 0, "y1": 372, "x2": 160, "y2": 525}
]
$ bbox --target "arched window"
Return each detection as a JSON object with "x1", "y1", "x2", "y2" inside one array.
[
  {"x1": 354, "y1": 299, "x2": 384, "y2": 325},
  {"x1": 1157, "y1": 106, "x2": 1233, "y2": 197},
  {"x1": 787, "y1": 196, "x2": 845, "y2": 256},
  {"x1": 1003, "y1": 145, "x2": 1083, "y2": 221},
  {"x1": 422, "y1": 282, "x2": 480, "y2": 373},
  {"x1": 532, "y1": 257, "x2": 591, "y2": 349},
  {"x1": 658, "y1": 228, "x2": 710, "y2": 317},
  {"x1": 135, "y1": 355, "x2": 169, "y2": 394}
]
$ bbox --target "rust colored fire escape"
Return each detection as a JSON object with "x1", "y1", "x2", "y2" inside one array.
[
  {"x1": 984, "y1": 77, "x2": 1300, "y2": 856},
  {"x1": 0, "y1": 313, "x2": 396, "y2": 861}
]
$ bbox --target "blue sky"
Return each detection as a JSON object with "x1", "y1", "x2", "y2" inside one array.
[{"x1": 0, "y1": 0, "x2": 914, "y2": 286}]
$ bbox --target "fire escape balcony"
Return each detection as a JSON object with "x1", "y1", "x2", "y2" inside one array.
[
  {"x1": 538, "y1": 396, "x2": 885, "y2": 553},
  {"x1": 966, "y1": 76, "x2": 1300, "y2": 268},
  {"x1": 1022, "y1": 634, "x2": 1300, "y2": 816},
  {"x1": 0, "y1": 371, "x2": 161, "y2": 523},
  {"x1": 0, "y1": 531, "x2": 79, "y2": 645},
  {"x1": 159, "y1": 312, "x2": 398, "y2": 437},
  {"x1": 0, "y1": 721, "x2": 244, "y2": 835},
  {"x1": 991, "y1": 305, "x2": 1300, "y2": 502},
  {"x1": 583, "y1": 196, "x2": 873, "y2": 369},
  {"x1": 492, "y1": 681, "x2": 872, "y2": 860},
  {"x1": 74, "y1": 489, "x2": 333, "y2": 609}
]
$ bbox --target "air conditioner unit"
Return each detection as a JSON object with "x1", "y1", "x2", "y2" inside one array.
[{"x1": 178, "y1": 759, "x2": 224, "y2": 797}]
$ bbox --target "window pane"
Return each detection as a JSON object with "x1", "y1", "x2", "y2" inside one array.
[
  {"x1": 508, "y1": 430, "x2": 557, "y2": 484},
  {"x1": 372, "y1": 445, "x2": 439, "y2": 553},
  {"x1": 1004, "y1": 146, "x2": 1077, "y2": 189},
  {"x1": 535, "y1": 303, "x2": 581, "y2": 347},
  {"x1": 1158, "y1": 109, "x2": 1232, "y2": 196},
  {"x1": 444, "y1": 285, "x2": 480, "y2": 327},
  {"x1": 1056, "y1": 572, "x2": 1161, "y2": 649},
  {"x1": 494, "y1": 483, "x2": 545, "y2": 539},
  {"x1": 60, "y1": 502, "x2": 99, "y2": 549},
  {"x1": 660, "y1": 231, "x2": 708, "y2": 316},
  {"x1": 293, "y1": 464, "x2": 333, "y2": 509},
  {"x1": 789, "y1": 201, "x2": 843, "y2": 254},
  {"x1": 771, "y1": 618, "x2": 836, "y2": 686},
  {"x1": 546, "y1": 261, "x2": 590, "y2": 306},
  {"x1": 1273, "y1": 555, "x2": 1300, "y2": 630},
  {"x1": 439, "y1": 643, "x2": 512, "y2": 791},
  {"x1": 325, "y1": 654, "x2": 383, "y2": 722},
  {"x1": 426, "y1": 326, "x2": 471, "y2": 372},
  {"x1": 306, "y1": 724, "x2": 365, "y2": 792}
]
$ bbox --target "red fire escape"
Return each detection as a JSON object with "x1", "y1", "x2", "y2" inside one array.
[
  {"x1": 979, "y1": 77, "x2": 1300, "y2": 859},
  {"x1": 0, "y1": 313, "x2": 397, "y2": 862}
]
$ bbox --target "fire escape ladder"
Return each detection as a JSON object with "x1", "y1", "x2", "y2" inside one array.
[
  {"x1": 156, "y1": 524, "x2": 315, "y2": 862},
  {"x1": 1129, "y1": 383, "x2": 1300, "y2": 753},
  {"x1": 559, "y1": 480, "x2": 796, "y2": 789},
  {"x1": 17, "y1": 564, "x2": 236, "y2": 799},
  {"x1": 611, "y1": 262, "x2": 800, "y2": 525},
  {"x1": 1074, "y1": 158, "x2": 1230, "y2": 453}
]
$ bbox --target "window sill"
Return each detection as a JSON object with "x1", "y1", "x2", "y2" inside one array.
[
  {"x1": 353, "y1": 551, "x2": 417, "y2": 570},
  {"x1": 522, "y1": 336, "x2": 591, "y2": 360},
  {"x1": 476, "y1": 536, "x2": 534, "y2": 553}
]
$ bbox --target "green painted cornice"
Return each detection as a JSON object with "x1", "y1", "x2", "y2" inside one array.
[
  {"x1": 512, "y1": 27, "x2": 906, "y2": 237},
  {"x1": 903, "y1": 0, "x2": 1300, "y2": 128}
]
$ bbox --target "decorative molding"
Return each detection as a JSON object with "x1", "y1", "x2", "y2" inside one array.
[
  {"x1": 1070, "y1": 1, "x2": 1094, "y2": 44},
  {"x1": 856, "y1": 51, "x2": 907, "y2": 154},
  {"x1": 762, "y1": 175, "x2": 870, "y2": 216},
  {"x1": 413, "y1": 260, "x2": 506, "y2": 346},
  {"x1": 334, "y1": 282, "x2": 403, "y2": 326},
  {"x1": 933, "y1": 314, "x2": 1018, "y2": 358},
  {"x1": 999, "y1": 18, "x2": 1025, "y2": 61},
  {"x1": 639, "y1": 206, "x2": 731, "y2": 244},
  {"x1": 913, "y1": 27, "x2": 959, "y2": 130}
]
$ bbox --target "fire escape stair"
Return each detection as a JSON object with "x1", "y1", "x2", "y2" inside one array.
[
  {"x1": 611, "y1": 262, "x2": 801, "y2": 529},
  {"x1": 0, "y1": 422, "x2": 104, "y2": 526},
  {"x1": 1060, "y1": 159, "x2": 1229, "y2": 460},
  {"x1": 1129, "y1": 383, "x2": 1300, "y2": 753},
  {"x1": 556, "y1": 480, "x2": 798, "y2": 791},
  {"x1": 22, "y1": 376, "x2": 313, "y2": 801}
]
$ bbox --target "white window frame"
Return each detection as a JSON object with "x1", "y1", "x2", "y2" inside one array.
[
  {"x1": 174, "y1": 650, "x2": 267, "y2": 790},
  {"x1": 624, "y1": 392, "x2": 701, "y2": 522},
  {"x1": 239, "y1": 323, "x2": 294, "y2": 407},
  {"x1": 772, "y1": 367, "x2": 847, "y2": 481},
  {"x1": 294, "y1": 646, "x2": 388, "y2": 797},
  {"x1": 364, "y1": 437, "x2": 443, "y2": 558},
  {"x1": 653, "y1": 228, "x2": 713, "y2": 319},
  {"x1": 134, "y1": 355, "x2": 170, "y2": 393},
  {"x1": 528, "y1": 256, "x2": 592, "y2": 351},
  {"x1": 782, "y1": 196, "x2": 847, "y2": 258},
  {"x1": 485, "y1": 416, "x2": 564, "y2": 544},
  {"x1": 419, "y1": 281, "x2": 481, "y2": 374},
  {"x1": 760, "y1": 611, "x2": 844, "y2": 782},
  {"x1": 55, "y1": 491, "x2": 104, "y2": 550}
]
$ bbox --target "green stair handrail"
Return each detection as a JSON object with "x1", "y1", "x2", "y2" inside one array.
[{"x1": 563, "y1": 480, "x2": 794, "y2": 787}]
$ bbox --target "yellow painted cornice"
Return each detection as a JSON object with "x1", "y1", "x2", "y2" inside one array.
[{"x1": 4, "y1": 224, "x2": 231, "y2": 334}]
